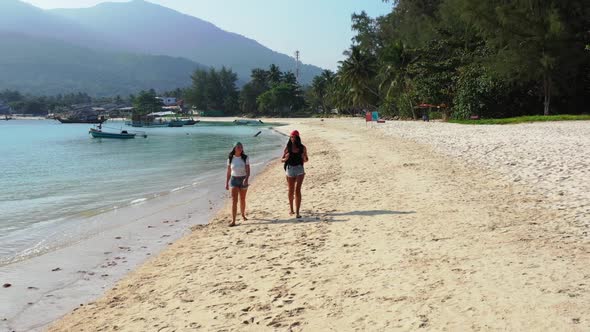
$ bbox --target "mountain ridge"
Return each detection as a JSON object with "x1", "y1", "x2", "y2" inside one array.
[
  {"x1": 49, "y1": 0, "x2": 322, "y2": 82},
  {"x1": 0, "y1": 31, "x2": 205, "y2": 96},
  {"x1": 0, "y1": 0, "x2": 322, "y2": 89}
]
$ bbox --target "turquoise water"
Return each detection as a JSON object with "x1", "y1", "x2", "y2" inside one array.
[{"x1": 0, "y1": 120, "x2": 283, "y2": 263}]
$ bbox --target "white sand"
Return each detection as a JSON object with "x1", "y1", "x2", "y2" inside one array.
[
  {"x1": 373, "y1": 120, "x2": 590, "y2": 231},
  {"x1": 49, "y1": 118, "x2": 590, "y2": 331}
]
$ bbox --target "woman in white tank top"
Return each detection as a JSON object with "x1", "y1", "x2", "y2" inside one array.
[{"x1": 225, "y1": 142, "x2": 250, "y2": 226}]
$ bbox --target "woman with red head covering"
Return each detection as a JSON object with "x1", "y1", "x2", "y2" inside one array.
[{"x1": 281, "y1": 130, "x2": 309, "y2": 218}]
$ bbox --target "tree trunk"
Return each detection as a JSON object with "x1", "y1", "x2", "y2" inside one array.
[
  {"x1": 543, "y1": 73, "x2": 551, "y2": 116},
  {"x1": 442, "y1": 109, "x2": 450, "y2": 122},
  {"x1": 408, "y1": 100, "x2": 416, "y2": 120}
]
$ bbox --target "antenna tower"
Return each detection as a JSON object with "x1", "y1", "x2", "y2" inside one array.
[{"x1": 294, "y1": 50, "x2": 300, "y2": 82}]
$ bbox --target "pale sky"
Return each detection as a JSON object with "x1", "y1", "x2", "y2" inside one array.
[{"x1": 24, "y1": 0, "x2": 393, "y2": 70}]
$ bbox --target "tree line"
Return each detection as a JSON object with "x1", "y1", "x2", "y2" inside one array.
[
  {"x1": 0, "y1": 90, "x2": 96, "y2": 115},
  {"x1": 306, "y1": 0, "x2": 590, "y2": 119},
  {"x1": 123, "y1": 65, "x2": 308, "y2": 117},
  {"x1": 181, "y1": 65, "x2": 306, "y2": 116}
]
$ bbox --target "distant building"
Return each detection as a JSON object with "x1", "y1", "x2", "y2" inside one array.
[{"x1": 157, "y1": 97, "x2": 177, "y2": 106}]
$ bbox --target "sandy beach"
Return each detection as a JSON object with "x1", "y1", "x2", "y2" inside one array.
[{"x1": 49, "y1": 118, "x2": 589, "y2": 331}]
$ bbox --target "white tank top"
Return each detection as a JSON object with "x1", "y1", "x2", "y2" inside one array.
[{"x1": 228, "y1": 155, "x2": 250, "y2": 177}]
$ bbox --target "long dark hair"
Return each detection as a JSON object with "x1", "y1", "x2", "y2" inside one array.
[
  {"x1": 228, "y1": 146, "x2": 247, "y2": 163},
  {"x1": 286, "y1": 135, "x2": 303, "y2": 153}
]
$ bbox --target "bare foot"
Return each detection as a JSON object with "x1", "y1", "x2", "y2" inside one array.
[
  {"x1": 290, "y1": 210, "x2": 295, "y2": 215},
  {"x1": 296, "y1": 215, "x2": 302, "y2": 219},
  {"x1": 242, "y1": 215, "x2": 248, "y2": 221},
  {"x1": 228, "y1": 222, "x2": 236, "y2": 227}
]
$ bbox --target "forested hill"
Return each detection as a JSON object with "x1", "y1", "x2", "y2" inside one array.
[{"x1": 0, "y1": 32, "x2": 204, "y2": 96}]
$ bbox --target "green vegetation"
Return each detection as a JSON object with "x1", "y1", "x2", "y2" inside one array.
[
  {"x1": 307, "y1": 0, "x2": 590, "y2": 120},
  {"x1": 184, "y1": 67, "x2": 239, "y2": 115},
  {"x1": 238, "y1": 65, "x2": 305, "y2": 116},
  {"x1": 306, "y1": 70, "x2": 336, "y2": 114},
  {"x1": 132, "y1": 89, "x2": 163, "y2": 115},
  {"x1": 0, "y1": 89, "x2": 93, "y2": 115},
  {"x1": 450, "y1": 115, "x2": 590, "y2": 125}
]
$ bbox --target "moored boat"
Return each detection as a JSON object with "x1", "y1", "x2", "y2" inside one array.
[
  {"x1": 168, "y1": 120, "x2": 184, "y2": 127},
  {"x1": 89, "y1": 123, "x2": 147, "y2": 139},
  {"x1": 58, "y1": 116, "x2": 107, "y2": 124},
  {"x1": 182, "y1": 119, "x2": 200, "y2": 126},
  {"x1": 126, "y1": 116, "x2": 187, "y2": 127},
  {"x1": 89, "y1": 128, "x2": 136, "y2": 139}
]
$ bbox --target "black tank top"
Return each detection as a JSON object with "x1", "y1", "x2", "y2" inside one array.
[{"x1": 287, "y1": 145, "x2": 305, "y2": 166}]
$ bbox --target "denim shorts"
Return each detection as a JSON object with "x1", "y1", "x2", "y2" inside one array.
[
  {"x1": 230, "y1": 176, "x2": 248, "y2": 189},
  {"x1": 286, "y1": 165, "x2": 305, "y2": 177}
]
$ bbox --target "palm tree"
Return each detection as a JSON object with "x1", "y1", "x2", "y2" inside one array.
[
  {"x1": 328, "y1": 75, "x2": 354, "y2": 114},
  {"x1": 268, "y1": 64, "x2": 282, "y2": 85},
  {"x1": 250, "y1": 69, "x2": 269, "y2": 90},
  {"x1": 338, "y1": 46, "x2": 379, "y2": 109},
  {"x1": 311, "y1": 69, "x2": 336, "y2": 113},
  {"x1": 377, "y1": 41, "x2": 418, "y2": 119}
]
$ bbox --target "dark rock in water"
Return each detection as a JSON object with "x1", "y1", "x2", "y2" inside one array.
[
  {"x1": 2, "y1": 283, "x2": 11, "y2": 288},
  {"x1": 51, "y1": 267, "x2": 62, "y2": 272}
]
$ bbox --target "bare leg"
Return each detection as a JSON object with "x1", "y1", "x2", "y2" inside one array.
[
  {"x1": 295, "y1": 174, "x2": 305, "y2": 218},
  {"x1": 286, "y1": 176, "x2": 296, "y2": 215},
  {"x1": 239, "y1": 188, "x2": 248, "y2": 220},
  {"x1": 230, "y1": 187, "x2": 239, "y2": 226}
]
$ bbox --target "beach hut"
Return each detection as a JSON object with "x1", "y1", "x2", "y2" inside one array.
[{"x1": 415, "y1": 103, "x2": 449, "y2": 121}]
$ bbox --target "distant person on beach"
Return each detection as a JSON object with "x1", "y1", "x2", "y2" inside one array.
[
  {"x1": 226, "y1": 142, "x2": 250, "y2": 226},
  {"x1": 281, "y1": 130, "x2": 308, "y2": 218}
]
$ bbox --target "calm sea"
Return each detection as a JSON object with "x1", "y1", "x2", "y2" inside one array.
[{"x1": 0, "y1": 119, "x2": 283, "y2": 265}]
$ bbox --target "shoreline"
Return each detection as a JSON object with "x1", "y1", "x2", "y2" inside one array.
[
  {"x1": 0, "y1": 174, "x2": 229, "y2": 331},
  {"x1": 48, "y1": 118, "x2": 589, "y2": 330},
  {"x1": 0, "y1": 127, "x2": 284, "y2": 331}
]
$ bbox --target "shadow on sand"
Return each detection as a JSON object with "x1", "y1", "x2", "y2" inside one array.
[
  {"x1": 326, "y1": 210, "x2": 416, "y2": 217},
  {"x1": 243, "y1": 209, "x2": 415, "y2": 226}
]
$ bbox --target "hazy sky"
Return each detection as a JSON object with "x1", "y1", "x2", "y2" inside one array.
[{"x1": 24, "y1": 0, "x2": 392, "y2": 70}]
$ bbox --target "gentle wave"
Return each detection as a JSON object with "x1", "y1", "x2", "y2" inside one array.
[
  {"x1": 130, "y1": 198, "x2": 148, "y2": 205},
  {"x1": 170, "y1": 185, "x2": 190, "y2": 193}
]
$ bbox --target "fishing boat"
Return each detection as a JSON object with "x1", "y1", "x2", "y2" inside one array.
[
  {"x1": 182, "y1": 119, "x2": 200, "y2": 126},
  {"x1": 127, "y1": 115, "x2": 185, "y2": 127},
  {"x1": 57, "y1": 116, "x2": 106, "y2": 124},
  {"x1": 126, "y1": 121, "x2": 168, "y2": 128},
  {"x1": 89, "y1": 124, "x2": 147, "y2": 139},
  {"x1": 167, "y1": 120, "x2": 184, "y2": 127}
]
